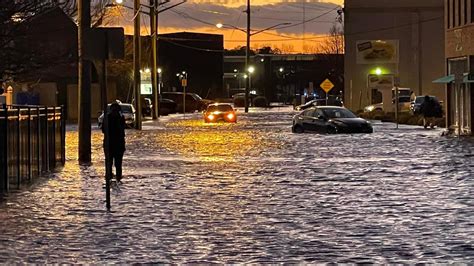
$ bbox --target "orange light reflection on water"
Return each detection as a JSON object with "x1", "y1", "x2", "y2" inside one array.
[{"x1": 160, "y1": 119, "x2": 259, "y2": 163}]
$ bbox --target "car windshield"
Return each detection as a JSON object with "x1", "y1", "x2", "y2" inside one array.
[
  {"x1": 120, "y1": 105, "x2": 133, "y2": 113},
  {"x1": 415, "y1": 97, "x2": 425, "y2": 104},
  {"x1": 415, "y1": 96, "x2": 438, "y2": 104},
  {"x1": 398, "y1": 96, "x2": 411, "y2": 103},
  {"x1": 207, "y1": 105, "x2": 233, "y2": 112},
  {"x1": 191, "y1": 93, "x2": 203, "y2": 100},
  {"x1": 322, "y1": 108, "x2": 357, "y2": 118}
]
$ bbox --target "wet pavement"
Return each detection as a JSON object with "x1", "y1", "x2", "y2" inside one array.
[{"x1": 1, "y1": 107, "x2": 474, "y2": 263}]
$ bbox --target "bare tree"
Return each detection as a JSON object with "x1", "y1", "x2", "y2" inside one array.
[
  {"x1": 319, "y1": 22, "x2": 344, "y2": 55},
  {"x1": 317, "y1": 22, "x2": 344, "y2": 96},
  {"x1": 0, "y1": 0, "x2": 111, "y2": 82}
]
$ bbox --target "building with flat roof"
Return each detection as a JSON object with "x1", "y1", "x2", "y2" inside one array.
[{"x1": 344, "y1": 0, "x2": 445, "y2": 111}]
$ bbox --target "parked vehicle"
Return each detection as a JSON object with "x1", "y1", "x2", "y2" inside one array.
[
  {"x1": 143, "y1": 98, "x2": 153, "y2": 117},
  {"x1": 295, "y1": 99, "x2": 327, "y2": 111},
  {"x1": 204, "y1": 103, "x2": 237, "y2": 123},
  {"x1": 159, "y1": 98, "x2": 178, "y2": 116},
  {"x1": 161, "y1": 92, "x2": 212, "y2": 113},
  {"x1": 295, "y1": 97, "x2": 343, "y2": 111},
  {"x1": 98, "y1": 103, "x2": 136, "y2": 129},
  {"x1": 410, "y1": 95, "x2": 443, "y2": 115},
  {"x1": 364, "y1": 95, "x2": 412, "y2": 113},
  {"x1": 292, "y1": 106, "x2": 373, "y2": 134}
]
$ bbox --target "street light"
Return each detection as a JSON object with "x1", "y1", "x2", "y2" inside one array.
[
  {"x1": 216, "y1": 20, "x2": 291, "y2": 112},
  {"x1": 248, "y1": 66, "x2": 255, "y2": 74},
  {"x1": 248, "y1": 66, "x2": 255, "y2": 103}
]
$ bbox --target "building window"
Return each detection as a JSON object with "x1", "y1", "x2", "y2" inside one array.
[
  {"x1": 471, "y1": 0, "x2": 474, "y2": 23},
  {"x1": 465, "y1": 0, "x2": 468, "y2": 24},
  {"x1": 451, "y1": 0, "x2": 455, "y2": 27},
  {"x1": 448, "y1": 0, "x2": 452, "y2": 28}
]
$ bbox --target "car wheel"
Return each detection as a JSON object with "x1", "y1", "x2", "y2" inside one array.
[
  {"x1": 292, "y1": 125, "x2": 304, "y2": 133},
  {"x1": 326, "y1": 126, "x2": 338, "y2": 134}
]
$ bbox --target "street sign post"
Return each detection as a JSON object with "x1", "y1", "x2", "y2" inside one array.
[
  {"x1": 320, "y1": 79, "x2": 335, "y2": 105},
  {"x1": 394, "y1": 76, "x2": 400, "y2": 129}
]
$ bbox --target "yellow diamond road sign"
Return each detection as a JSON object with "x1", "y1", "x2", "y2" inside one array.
[{"x1": 320, "y1": 79, "x2": 334, "y2": 93}]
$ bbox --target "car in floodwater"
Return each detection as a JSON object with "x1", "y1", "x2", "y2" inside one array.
[
  {"x1": 204, "y1": 103, "x2": 237, "y2": 123},
  {"x1": 292, "y1": 106, "x2": 373, "y2": 134}
]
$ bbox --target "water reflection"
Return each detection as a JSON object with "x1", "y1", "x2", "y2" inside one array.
[{"x1": 0, "y1": 113, "x2": 473, "y2": 263}]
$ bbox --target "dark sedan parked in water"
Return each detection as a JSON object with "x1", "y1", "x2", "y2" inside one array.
[{"x1": 292, "y1": 106, "x2": 373, "y2": 134}]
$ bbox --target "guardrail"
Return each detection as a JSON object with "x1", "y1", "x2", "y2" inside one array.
[{"x1": 0, "y1": 105, "x2": 66, "y2": 197}]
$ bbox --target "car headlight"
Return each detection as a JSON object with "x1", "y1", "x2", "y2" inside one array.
[
  {"x1": 226, "y1": 113, "x2": 235, "y2": 120},
  {"x1": 365, "y1": 105, "x2": 375, "y2": 112}
]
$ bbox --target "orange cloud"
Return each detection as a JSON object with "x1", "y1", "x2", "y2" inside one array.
[
  {"x1": 190, "y1": 0, "x2": 343, "y2": 8},
  {"x1": 106, "y1": 0, "x2": 339, "y2": 53}
]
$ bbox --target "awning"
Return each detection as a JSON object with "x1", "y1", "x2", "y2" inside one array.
[{"x1": 433, "y1": 73, "x2": 474, "y2": 83}]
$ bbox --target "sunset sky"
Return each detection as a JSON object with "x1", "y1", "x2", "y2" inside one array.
[{"x1": 110, "y1": 0, "x2": 343, "y2": 53}]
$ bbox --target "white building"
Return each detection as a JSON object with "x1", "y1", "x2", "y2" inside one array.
[{"x1": 344, "y1": 0, "x2": 445, "y2": 111}]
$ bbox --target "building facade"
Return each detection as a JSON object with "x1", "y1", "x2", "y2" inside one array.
[
  {"x1": 344, "y1": 0, "x2": 445, "y2": 111},
  {"x1": 439, "y1": 0, "x2": 474, "y2": 135},
  {"x1": 158, "y1": 32, "x2": 224, "y2": 99}
]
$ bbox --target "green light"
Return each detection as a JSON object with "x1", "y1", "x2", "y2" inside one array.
[{"x1": 375, "y1": 68, "x2": 382, "y2": 75}]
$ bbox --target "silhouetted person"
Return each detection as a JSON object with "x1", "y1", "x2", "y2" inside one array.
[
  {"x1": 103, "y1": 102, "x2": 126, "y2": 182},
  {"x1": 420, "y1": 95, "x2": 437, "y2": 129}
]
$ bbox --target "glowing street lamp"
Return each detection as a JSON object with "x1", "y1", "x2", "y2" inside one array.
[
  {"x1": 248, "y1": 66, "x2": 255, "y2": 74},
  {"x1": 375, "y1": 68, "x2": 382, "y2": 75}
]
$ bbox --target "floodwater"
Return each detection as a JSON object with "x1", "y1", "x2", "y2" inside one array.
[{"x1": 0, "y1": 108, "x2": 473, "y2": 263}]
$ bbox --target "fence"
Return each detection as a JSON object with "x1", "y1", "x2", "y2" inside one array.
[{"x1": 0, "y1": 105, "x2": 66, "y2": 197}]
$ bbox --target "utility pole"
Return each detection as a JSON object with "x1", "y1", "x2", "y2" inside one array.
[
  {"x1": 78, "y1": 0, "x2": 92, "y2": 164},
  {"x1": 245, "y1": 0, "x2": 250, "y2": 113},
  {"x1": 151, "y1": 0, "x2": 160, "y2": 119},
  {"x1": 133, "y1": 0, "x2": 142, "y2": 129}
]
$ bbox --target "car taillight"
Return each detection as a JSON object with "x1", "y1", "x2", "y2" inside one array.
[
  {"x1": 208, "y1": 114, "x2": 215, "y2": 120},
  {"x1": 227, "y1": 113, "x2": 235, "y2": 120}
]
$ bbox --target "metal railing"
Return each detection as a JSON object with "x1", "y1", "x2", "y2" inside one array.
[{"x1": 0, "y1": 105, "x2": 66, "y2": 196}]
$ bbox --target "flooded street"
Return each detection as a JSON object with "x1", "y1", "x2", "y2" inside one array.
[{"x1": 1, "y1": 108, "x2": 474, "y2": 263}]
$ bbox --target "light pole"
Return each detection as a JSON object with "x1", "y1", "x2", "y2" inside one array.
[
  {"x1": 248, "y1": 66, "x2": 255, "y2": 106},
  {"x1": 157, "y1": 67, "x2": 162, "y2": 115},
  {"x1": 176, "y1": 71, "x2": 187, "y2": 116},
  {"x1": 217, "y1": 20, "x2": 290, "y2": 113},
  {"x1": 133, "y1": 0, "x2": 142, "y2": 130}
]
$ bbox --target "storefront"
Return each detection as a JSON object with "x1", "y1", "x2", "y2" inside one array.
[{"x1": 434, "y1": 58, "x2": 473, "y2": 135}]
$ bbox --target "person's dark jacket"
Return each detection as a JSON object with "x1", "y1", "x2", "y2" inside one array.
[
  {"x1": 102, "y1": 111, "x2": 126, "y2": 155},
  {"x1": 420, "y1": 97, "x2": 442, "y2": 118}
]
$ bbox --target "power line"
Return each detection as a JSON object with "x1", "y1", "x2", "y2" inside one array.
[
  {"x1": 277, "y1": 6, "x2": 339, "y2": 30},
  {"x1": 161, "y1": 38, "x2": 224, "y2": 52}
]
